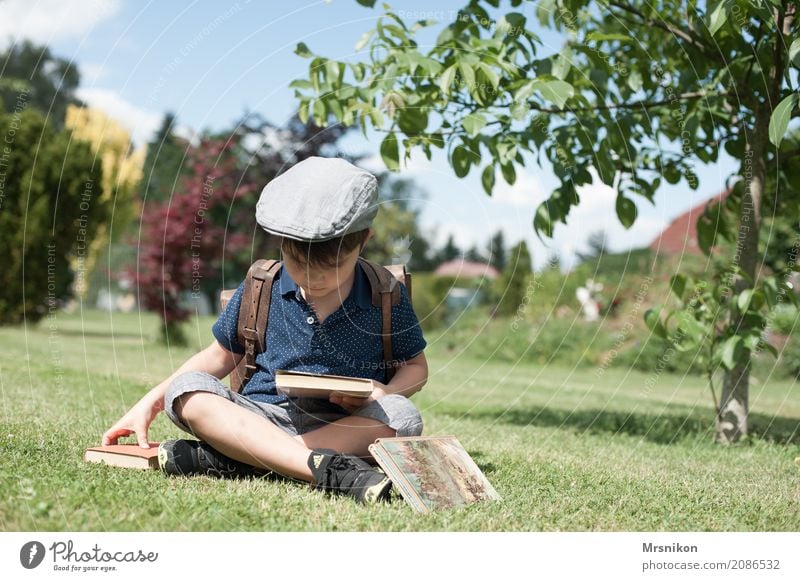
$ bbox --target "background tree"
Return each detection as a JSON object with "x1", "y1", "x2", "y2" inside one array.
[
  {"x1": 465, "y1": 244, "x2": 487, "y2": 262},
  {"x1": 289, "y1": 0, "x2": 800, "y2": 443},
  {"x1": 64, "y1": 105, "x2": 146, "y2": 300},
  {"x1": 437, "y1": 234, "x2": 462, "y2": 264},
  {"x1": 129, "y1": 136, "x2": 254, "y2": 345},
  {"x1": 493, "y1": 240, "x2": 533, "y2": 316},
  {"x1": 0, "y1": 109, "x2": 103, "y2": 324},
  {"x1": 487, "y1": 229, "x2": 507, "y2": 272},
  {"x1": 139, "y1": 113, "x2": 188, "y2": 204},
  {"x1": 576, "y1": 230, "x2": 609, "y2": 263},
  {"x1": 0, "y1": 41, "x2": 81, "y2": 129}
]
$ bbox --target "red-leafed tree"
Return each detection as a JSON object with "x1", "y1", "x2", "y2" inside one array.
[{"x1": 129, "y1": 136, "x2": 254, "y2": 345}]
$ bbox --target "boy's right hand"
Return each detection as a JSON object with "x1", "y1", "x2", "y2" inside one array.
[{"x1": 101, "y1": 392, "x2": 163, "y2": 449}]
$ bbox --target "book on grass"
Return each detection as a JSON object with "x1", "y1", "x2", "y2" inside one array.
[
  {"x1": 275, "y1": 369, "x2": 377, "y2": 399},
  {"x1": 368, "y1": 435, "x2": 501, "y2": 513},
  {"x1": 84, "y1": 443, "x2": 160, "y2": 470}
]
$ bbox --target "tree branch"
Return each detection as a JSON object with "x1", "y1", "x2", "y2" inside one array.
[
  {"x1": 605, "y1": 0, "x2": 724, "y2": 63},
  {"x1": 527, "y1": 91, "x2": 717, "y2": 114}
]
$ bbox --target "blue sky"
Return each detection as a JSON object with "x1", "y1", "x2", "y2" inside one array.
[{"x1": 2, "y1": 0, "x2": 738, "y2": 270}]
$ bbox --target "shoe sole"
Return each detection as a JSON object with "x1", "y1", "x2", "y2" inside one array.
[
  {"x1": 158, "y1": 440, "x2": 187, "y2": 475},
  {"x1": 362, "y1": 476, "x2": 392, "y2": 504}
]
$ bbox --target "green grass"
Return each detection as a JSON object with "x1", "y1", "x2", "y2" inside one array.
[{"x1": 1, "y1": 308, "x2": 798, "y2": 531}]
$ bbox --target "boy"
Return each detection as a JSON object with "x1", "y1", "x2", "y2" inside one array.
[{"x1": 101, "y1": 156, "x2": 428, "y2": 504}]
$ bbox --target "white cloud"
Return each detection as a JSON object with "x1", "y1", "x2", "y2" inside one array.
[
  {"x1": 492, "y1": 168, "x2": 546, "y2": 207},
  {"x1": 79, "y1": 63, "x2": 107, "y2": 84},
  {"x1": 550, "y1": 170, "x2": 668, "y2": 269},
  {"x1": 0, "y1": 0, "x2": 122, "y2": 49},
  {"x1": 75, "y1": 87, "x2": 162, "y2": 147}
]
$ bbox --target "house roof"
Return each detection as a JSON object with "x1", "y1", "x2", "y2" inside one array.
[
  {"x1": 649, "y1": 189, "x2": 732, "y2": 254},
  {"x1": 434, "y1": 258, "x2": 500, "y2": 279}
]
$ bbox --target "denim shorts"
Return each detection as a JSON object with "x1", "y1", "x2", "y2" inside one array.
[{"x1": 163, "y1": 370, "x2": 424, "y2": 438}]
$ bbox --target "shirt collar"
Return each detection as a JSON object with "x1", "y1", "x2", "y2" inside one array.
[{"x1": 279, "y1": 259, "x2": 372, "y2": 310}]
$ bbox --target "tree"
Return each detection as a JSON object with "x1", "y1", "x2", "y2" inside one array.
[
  {"x1": 0, "y1": 109, "x2": 103, "y2": 324},
  {"x1": 366, "y1": 175, "x2": 434, "y2": 270},
  {"x1": 493, "y1": 240, "x2": 533, "y2": 316},
  {"x1": 576, "y1": 230, "x2": 608, "y2": 263},
  {"x1": 129, "y1": 137, "x2": 254, "y2": 345},
  {"x1": 437, "y1": 234, "x2": 462, "y2": 264},
  {"x1": 487, "y1": 229, "x2": 507, "y2": 272},
  {"x1": 289, "y1": 0, "x2": 800, "y2": 443},
  {"x1": 466, "y1": 244, "x2": 487, "y2": 262},
  {"x1": 139, "y1": 113, "x2": 188, "y2": 204},
  {"x1": 0, "y1": 41, "x2": 81, "y2": 129},
  {"x1": 64, "y1": 105, "x2": 146, "y2": 299}
]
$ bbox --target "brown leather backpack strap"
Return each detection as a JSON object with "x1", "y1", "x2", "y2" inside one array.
[
  {"x1": 381, "y1": 287, "x2": 396, "y2": 383},
  {"x1": 231, "y1": 258, "x2": 281, "y2": 393},
  {"x1": 358, "y1": 258, "x2": 406, "y2": 384}
]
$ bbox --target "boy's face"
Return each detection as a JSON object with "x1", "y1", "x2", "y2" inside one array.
[{"x1": 281, "y1": 230, "x2": 371, "y2": 302}]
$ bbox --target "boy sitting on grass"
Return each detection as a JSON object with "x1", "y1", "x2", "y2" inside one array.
[{"x1": 101, "y1": 156, "x2": 428, "y2": 504}]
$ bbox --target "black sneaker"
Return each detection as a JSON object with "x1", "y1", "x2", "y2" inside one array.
[
  {"x1": 158, "y1": 439, "x2": 265, "y2": 479},
  {"x1": 307, "y1": 448, "x2": 392, "y2": 504}
]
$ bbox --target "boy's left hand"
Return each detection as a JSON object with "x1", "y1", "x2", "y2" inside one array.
[{"x1": 329, "y1": 386, "x2": 388, "y2": 413}]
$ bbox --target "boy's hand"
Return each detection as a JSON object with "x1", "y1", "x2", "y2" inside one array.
[
  {"x1": 101, "y1": 392, "x2": 163, "y2": 449},
  {"x1": 329, "y1": 386, "x2": 388, "y2": 413}
]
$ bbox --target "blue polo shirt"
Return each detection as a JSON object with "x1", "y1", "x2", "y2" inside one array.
[{"x1": 211, "y1": 261, "x2": 427, "y2": 404}]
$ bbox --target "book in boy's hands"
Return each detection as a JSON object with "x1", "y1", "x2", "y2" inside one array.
[
  {"x1": 83, "y1": 443, "x2": 160, "y2": 470},
  {"x1": 275, "y1": 369, "x2": 377, "y2": 399},
  {"x1": 368, "y1": 435, "x2": 501, "y2": 513}
]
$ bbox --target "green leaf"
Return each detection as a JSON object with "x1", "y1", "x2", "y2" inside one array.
[
  {"x1": 312, "y1": 99, "x2": 326, "y2": 125},
  {"x1": 510, "y1": 101, "x2": 530, "y2": 121},
  {"x1": 397, "y1": 108, "x2": 428, "y2": 134},
  {"x1": 463, "y1": 113, "x2": 487, "y2": 137},
  {"x1": 768, "y1": 93, "x2": 798, "y2": 147},
  {"x1": 585, "y1": 32, "x2": 633, "y2": 43},
  {"x1": 708, "y1": 1, "x2": 730, "y2": 37},
  {"x1": 369, "y1": 107, "x2": 384, "y2": 129},
  {"x1": 532, "y1": 79, "x2": 574, "y2": 109},
  {"x1": 476, "y1": 63, "x2": 499, "y2": 91},
  {"x1": 289, "y1": 79, "x2": 313, "y2": 90},
  {"x1": 438, "y1": 65, "x2": 457, "y2": 95},
  {"x1": 697, "y1": 216, "x2": 716, "y2": 255},
  {"x1": 790, "y1": 38, "x2": 800, "y2": 68},
  {"x1": 451, "y1": 145, "x2": 471, "y2": 178},
  {"x1": 298, "y1": 101, "x2": 309, "y2": 124},
  {"x1": 644, "y1": 307, "x2": 667, "y2": 339},
  {"x1": 615, "y1": 195, "x2": 637, "y2": 228},
  {"x1": 533, "y1": 201, "x2": 555, "y2": 238},
  {"x1": 295, "y1": 42, "x2": 313, "y2": 58},
  {"x1": 458, "y1": 62, "x2": 475, "y2": 92},
  {"x1": 481, "y1": 164, "x2": 495, "y2": 196},
  {"x1": 627, "y1": 70, "x2": 643, "y2": 92},
  {"x1": 721, "y1": 335, "x2": 742, "y2": 370},
  {"x1": 380, "y1": 132, "x2": 400, "y2": 171},
  {"x1": 500, "y1": 161, "x2": 516, "y2": 185},
  {"x1": 515, "y1": 81, "x2": 536, "y2": 102},
  {"x1": 737, "y1": 288, "x2": 754, "y2": 312},
  {"x1": 670, "y1": 274, "x2": 688, "y2": 302},
  {"x1": 355, "y1": 30, "x2": 374, "y2": 51}
]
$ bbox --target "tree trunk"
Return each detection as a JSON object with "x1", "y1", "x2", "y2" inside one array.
[{"x1": 715, "y1": 113, "x2": 766, "y2": 444}]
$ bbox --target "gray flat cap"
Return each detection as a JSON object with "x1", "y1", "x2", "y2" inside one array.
[{"x1": 255, "y1": 156, "x2": 378, "y2": 241}]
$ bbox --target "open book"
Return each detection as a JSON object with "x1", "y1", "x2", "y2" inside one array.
[
  {"x1": 275, "y1": 369, "x2": 377, "y2": 399},
  {"x1": 84, "y1": 443, "x2": 160, "y2": 470},
  {"x1": 368, "y1": 435, "x2": 501, "y2": 513}
]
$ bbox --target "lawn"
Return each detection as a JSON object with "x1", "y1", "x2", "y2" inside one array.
[{"x1": 1, "y1": 308, "x2": 798, "y2": 531}]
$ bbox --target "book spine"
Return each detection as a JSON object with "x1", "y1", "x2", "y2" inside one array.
[{"x1": 369, "y1": 444, "x2": 428, "y2": 513}]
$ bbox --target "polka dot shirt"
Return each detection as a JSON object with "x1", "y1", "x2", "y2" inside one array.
[{"x1": 212, "y1": 260, "x2": 427, "y2": 404}]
